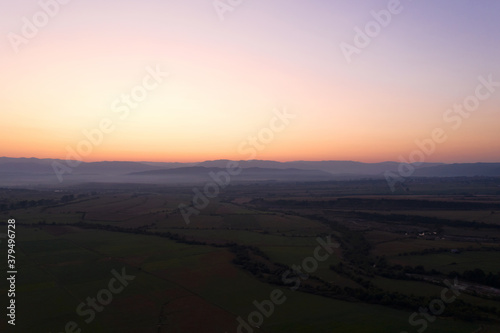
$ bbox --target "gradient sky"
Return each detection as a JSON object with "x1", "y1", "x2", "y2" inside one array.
[{"x1": 1, "y1": 0, "x2": 499, "y2": 163}]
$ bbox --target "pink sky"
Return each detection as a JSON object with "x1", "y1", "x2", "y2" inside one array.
[{"x1": 1, "y1": 0, "x2": 499, "y2": 163}]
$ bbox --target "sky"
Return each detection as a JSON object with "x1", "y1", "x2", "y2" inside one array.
[{"x1": 0, "y1": 0, "x2": 499, "y2": 163}]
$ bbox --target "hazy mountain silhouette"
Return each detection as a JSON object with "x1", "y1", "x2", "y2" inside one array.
[
  {"x1": 196, "y1": 159, "x2": 443, "y2": 175},
  {"x1": 413, "y1": 163, "x2": 500, "y2": 177},
  {"x1": 129, "y1": 166, "x2": 336, "y2": 181},
  {"x1": 0, "y1": 157, "x2": 499, "y2": 187}
]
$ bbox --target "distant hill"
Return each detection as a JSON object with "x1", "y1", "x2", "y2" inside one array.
[
  {"x1": 196, "y1": 159, "x2": 443, "y2": 175},
  {"x1": 0, "y1": 157, "x2": 158, "y2": 175},
  {"x1": 413, "y1": 163, "x2": 500, "y2": 177},
  {"x1": 129, "y1": 166, "x2": 336, "y2": 181},
  {"x1": 0, "y1": 157, "x2": 499, "y2": 186}
]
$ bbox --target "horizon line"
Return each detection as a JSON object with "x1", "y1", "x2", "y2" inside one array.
[{"x1": 2, "y1": 156, "x2": 500, "y2": 165}]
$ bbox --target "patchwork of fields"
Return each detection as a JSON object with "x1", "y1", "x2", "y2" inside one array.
[{"x1": 0, "y1": 180, "x2": 499, "y2": 332}]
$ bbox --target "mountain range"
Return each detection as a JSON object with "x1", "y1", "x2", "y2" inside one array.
[{"x1": 0, "y1": 157, "x2": 499, "y2": 187}]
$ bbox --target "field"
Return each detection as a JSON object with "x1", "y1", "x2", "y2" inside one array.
[{"x1": 1, "y1": 178, "x2": 500, "y2": 332}]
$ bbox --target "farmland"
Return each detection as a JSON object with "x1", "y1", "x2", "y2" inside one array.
[{"x1": 0, "y1": 178, "x2": 499, "y2": 332}]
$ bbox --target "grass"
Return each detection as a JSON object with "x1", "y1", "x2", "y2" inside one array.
[
  {"x1": 1, "y1": 226, "x2": 481, "y2": 333},
  {"x1": 1, "y1": 188, "x2": 500, "y2": 332}
]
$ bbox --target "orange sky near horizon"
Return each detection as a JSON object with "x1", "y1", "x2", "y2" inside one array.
[{"x1": 1, "y1": 1, "x2": 499, "y2": 164}]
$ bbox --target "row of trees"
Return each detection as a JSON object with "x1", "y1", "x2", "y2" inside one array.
[
  {"x1": 0, "y1": 198, "x2": 58, "y2": 211},
  {"x1": 0, "y1": 193, "x2": 84, "y2": 212},
  {"x1": 255, "y1": 198, "x2": 500, "y2": 211},
  {"x1": 398, "y1": 246, "x2": 500, "y2": 257}
]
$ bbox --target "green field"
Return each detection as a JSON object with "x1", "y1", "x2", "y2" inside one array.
[
  {"x1": 0, "y1": 183, "x2": 499, "y2": 332},
  {"x1": 0, "y1": 226, "x2": 484, "y2": 333}
]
